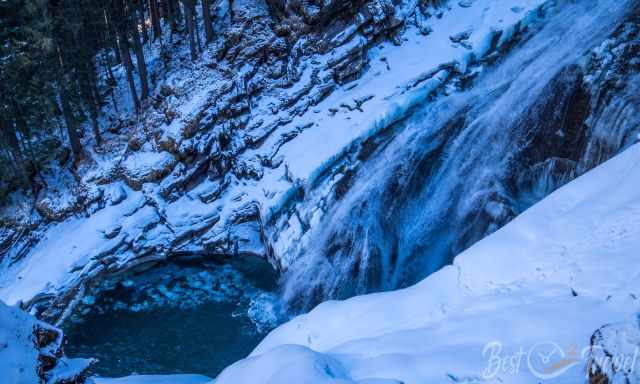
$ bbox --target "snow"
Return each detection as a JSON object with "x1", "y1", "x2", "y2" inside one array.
[
  {"x1": 216, "y1": 143, "x2": 640, "y2": 383},
  {"x1": 121, "y1": 151, "x2": 175, "y2": 175},
  {"x1": 88, "y1": 374, "x2": 213, "y2": 384},
  {"x1": 263, "y1": 0, "x2": 550, "y2": 183},
  {"x1": 46, "y1": 357, "x2": 96, "y2": 383},
  {"x1": 0, "y1": 301, "x2": 93, "y2": 384},
  {"x1": 0, "y1": 190, "x2": 147, "y2": 306},
  {"x1": 0, "y1": 301, "x2": 42, "y2": 384}
]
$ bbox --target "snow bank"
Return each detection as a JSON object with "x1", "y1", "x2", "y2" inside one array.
[
  {"x1": 0, "y1": 190, "x2": 148, "y2": 306},
  {"x1": 89, "y1": 375, "x2": 213, "y2": 384},
  {"x1": 216, "y1": 143, "x2": 640, "y2": 383},
  {"x1": 0, "y1": 301, "x2": 93, "y2": 383},
  {"x1": 0, "y1": 301, "x2": 42, "y2": 383}
]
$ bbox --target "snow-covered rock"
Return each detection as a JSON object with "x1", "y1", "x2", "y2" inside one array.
[
  {"x1": 0, "y1": 301, "x2": 94, "y2": 383},
  {"x1": 215, "y1": 143, "x2": 640, "y2": 383},
  {"x1": 585, "y1": 320, "x2": 640, "y2": 383},
  {"x1": 121, "y1": 151, "x2": 177, "y2": 191}
]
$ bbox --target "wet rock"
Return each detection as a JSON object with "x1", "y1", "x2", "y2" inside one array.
[
  {"x1": 519, "y1": 65, "x2": 591, "y2": 165},
  {"x1": 334, "y1": 169, "x2": 355, "y2": 200}
]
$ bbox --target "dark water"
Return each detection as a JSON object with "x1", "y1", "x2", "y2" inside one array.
[{"x1": 63, "y1": 258, "x2": 281, "y2": 378}]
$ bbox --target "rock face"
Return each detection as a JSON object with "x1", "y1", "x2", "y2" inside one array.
[{"x1": 0, "y1": 301, "x2": 94, "y2": 383}]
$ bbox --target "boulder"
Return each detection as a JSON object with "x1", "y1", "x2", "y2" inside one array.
[{"x1": 121, "y1": 151, "x2": 178, "y2": 191}]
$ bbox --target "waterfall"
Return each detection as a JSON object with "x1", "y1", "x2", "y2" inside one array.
[{"x1": 279, "y1": 0, "x2": 640, "y2": 310}]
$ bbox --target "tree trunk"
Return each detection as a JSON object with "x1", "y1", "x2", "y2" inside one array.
[
  {"x1": 110, "y1": 0, "x2": 142, "y2": 111},
  {"x1": 202, "y1": 0, "x2": 214, "y2": 43},
  {"x1": 78, "y1": 63, "x2": 102, "y2": 145},
  {"x1": 58, "y1": 86, "x2": 83, "y2": 163},
  {"x1": 104, "y1": 8, "x2": 122, "y2": 64},
  {"x1": 118, "y1": 28, "x2": 141, "y2": 111},
  {"x1": 174, "y1": 0, "x2": 183, "y2": 22},
  {"x1": 128, "y1": 0, "x2": 150, "y2": 100},
  {"x1": 183, "y1": 0, "x2": 197, "y2": 60},
  {"x1": 137, "y1": 0, "x2": 149, "y2": 43},
  {"x1": 148, "y1": 0, "x2": 162, "y2": 39},
  {"x1": 100, "y1": 51, "x2": 116, "y2": 85},
  {"x1": 166, "y1": 0, "x2": 178, "y2": 34},
  {"x1": 194, "y1": 6, "x2": 202, "y2": 52},
  {"x1": 0, "y1": 117, "x2": 25, "y2": 170}
]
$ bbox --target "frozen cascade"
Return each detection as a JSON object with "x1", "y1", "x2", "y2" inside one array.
[{"x1": 280, "y1": 0, "x2": 640, "y2": 309}]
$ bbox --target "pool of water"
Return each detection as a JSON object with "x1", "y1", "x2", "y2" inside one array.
[{"x1": 63, "y1": 258, "x2": 282, "y2": 378}]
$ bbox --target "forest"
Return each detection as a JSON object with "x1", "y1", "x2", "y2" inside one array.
[{"x1": 0, "y1": 0, "x2": 215, "y2": 199}]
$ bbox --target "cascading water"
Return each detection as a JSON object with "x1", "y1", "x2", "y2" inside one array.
[{"x1": 281, "y1": 0, "x2": 640, "y2": 310}]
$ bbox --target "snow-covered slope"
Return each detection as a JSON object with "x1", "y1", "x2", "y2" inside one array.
[{"x1": 215, "y1": 142, "x2": 640, "y2": 383}]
